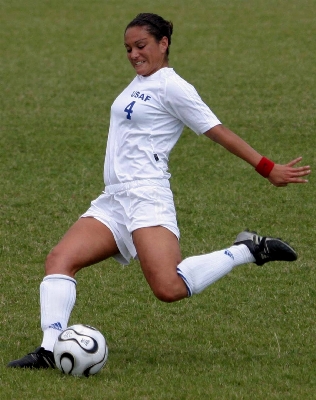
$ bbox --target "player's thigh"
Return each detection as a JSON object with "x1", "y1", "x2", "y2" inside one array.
[
  {"x1": 46, "y1": 217, "x2": 119, "y2": 276},
  {"x1": 132, "y1": 226, "x2": 186, "y2": 300}
]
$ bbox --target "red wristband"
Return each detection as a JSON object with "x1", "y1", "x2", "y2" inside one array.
[{"x1": 255, "y1": 157, "x2": 275, "y2": 178}]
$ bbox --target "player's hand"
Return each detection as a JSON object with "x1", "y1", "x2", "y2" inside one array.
[{"x1": 268, "y1": 157, "x2": 311, "y2": 187}]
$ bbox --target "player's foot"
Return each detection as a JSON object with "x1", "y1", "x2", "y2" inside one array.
[
  {"x1": 7, "y1": 347, "x2": 55, "y2": 369},
  {"x1": 234, "y1": 230, "x2": 297, "y2": 266}
]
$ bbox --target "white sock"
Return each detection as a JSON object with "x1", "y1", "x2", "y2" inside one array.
[
  {"x1": 40, "y1": 274, "x2": 76, "y2": 351},
  {"x1": 177, "y1": 244, "x2": 255, "y2": 296}
]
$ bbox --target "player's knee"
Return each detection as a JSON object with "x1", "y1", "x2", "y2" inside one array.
[
  {"x1": 45, "y1": 247, "x2": 75, "y2": 276},
  {"x1": 151, "y1": 282, "x2": 185, "y2": 303},
  {"x1": 152, "y1": 287, "x2": 178, "y2": 303},
  {"x1": 45, "y1": 248, "x2": 60, "y2": 274},
  {"x1": 148, "y1": 273, "x2": 188, "y2": 302}
]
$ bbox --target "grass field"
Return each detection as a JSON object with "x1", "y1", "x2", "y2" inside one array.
[{"x1": 1, "y1": 0, "x2": 315, "y2": 398}]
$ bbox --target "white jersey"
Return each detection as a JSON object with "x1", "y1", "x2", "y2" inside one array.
[{"x1": 104, "y1": 67, "x2": 221, "y2": 185}]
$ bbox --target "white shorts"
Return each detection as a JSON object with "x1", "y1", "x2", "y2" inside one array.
[{"x1": 81, "y1": 179, "x2": 180, "y2": 265}]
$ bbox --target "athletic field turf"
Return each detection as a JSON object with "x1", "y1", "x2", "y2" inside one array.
[{"x1": 1, "y1": 0, "x2": 315, "y2": 398}]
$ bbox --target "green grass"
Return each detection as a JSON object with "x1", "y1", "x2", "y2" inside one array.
[{"x1": 1, "y1": 0, "x2": 315, "y2": 398}]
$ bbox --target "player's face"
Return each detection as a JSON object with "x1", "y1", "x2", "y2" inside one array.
[{"x1": 124, "y1": 26, "x2": 169, "y2": 76}]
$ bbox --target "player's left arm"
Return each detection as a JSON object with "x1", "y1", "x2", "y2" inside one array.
[{"x1": 204, "y1": 124, "x2": 311, "y2": 187}]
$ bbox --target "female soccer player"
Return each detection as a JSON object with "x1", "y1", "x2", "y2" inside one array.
[{"x1": 8, "y1": 13, "x2": 310, "y2": 369}]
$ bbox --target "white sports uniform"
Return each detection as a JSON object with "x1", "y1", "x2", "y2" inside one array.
[
  {"x1": 38, "y1": 68, "x2": 255, "y2": 355},
  {"x1": 82, "y1": 67, "x2": 221, "y2": 264}
]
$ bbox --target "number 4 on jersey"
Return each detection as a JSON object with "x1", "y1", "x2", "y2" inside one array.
[{"x1": 124, "y1": 101, "x2": 136, "y2": 120}]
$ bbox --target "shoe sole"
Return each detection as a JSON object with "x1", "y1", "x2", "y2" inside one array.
[{"x1": 235, "y1": 230, "x2": 261, "y2": 244}]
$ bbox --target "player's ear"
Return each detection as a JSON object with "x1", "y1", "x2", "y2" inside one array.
[{"x1": 159, "y1": 36, "x2": 169, "y2": 54}]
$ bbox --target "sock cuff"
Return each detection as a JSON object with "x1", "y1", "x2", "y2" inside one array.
[
  {"x1": 43, "y1": 274, "x2": 77, "y2": 285},
  {"x1": 177, "y1": 267, "x2": 193, "y2": 297}
]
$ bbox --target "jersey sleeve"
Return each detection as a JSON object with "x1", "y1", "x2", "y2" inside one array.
[{"x1": 161, "y1": 75, "x2": 221, "y2": 135}]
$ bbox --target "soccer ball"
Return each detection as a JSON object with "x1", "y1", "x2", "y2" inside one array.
[{"x1": 53, "y1": 324, "x2": 108, "y2": 377}]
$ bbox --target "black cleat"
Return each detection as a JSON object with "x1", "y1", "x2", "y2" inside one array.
[
  {"x1": 7, "y1": 347, "x2": 55, "y2": 369},
  {"x1": 234, "y1": 230, "x2": 297, "y2": 266}
]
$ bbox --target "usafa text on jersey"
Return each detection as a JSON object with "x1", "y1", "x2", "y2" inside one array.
[{"x1": 124, "y1": 91, "x2": 152, "y2": 120}]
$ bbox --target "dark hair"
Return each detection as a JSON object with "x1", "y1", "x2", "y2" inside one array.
[{"x1": 125, "y1": 13, "x2": 173, "y2": 56}]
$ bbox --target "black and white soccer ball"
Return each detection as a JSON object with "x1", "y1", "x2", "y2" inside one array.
[{"x1": 53, "y1": 324, "x2": 108, "y2": 377}]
